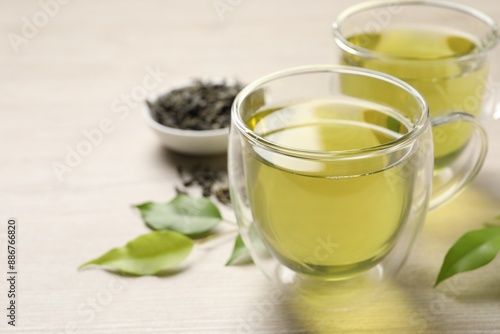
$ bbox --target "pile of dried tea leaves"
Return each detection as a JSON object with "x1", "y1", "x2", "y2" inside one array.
[
  {"x1": 148, "y1": 80, "x2": 243, "y2": 130},
  {"x1": 176, "y1": 165, "x2": 230, "y2": 205}
]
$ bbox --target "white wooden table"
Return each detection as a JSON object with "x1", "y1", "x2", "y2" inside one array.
[{"x1": 1, "y1": 0, "x2": 500, "y2": 333}]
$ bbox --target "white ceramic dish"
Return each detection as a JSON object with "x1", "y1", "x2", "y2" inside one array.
[{"x1": 142, "y1": 82, "x2": 231, "y2": 156}]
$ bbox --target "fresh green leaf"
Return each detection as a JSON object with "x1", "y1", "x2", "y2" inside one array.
[
  {"x1": 225, "y1": 234, "x2": 252, "y2": 266},
  {"x1": 435, "y1": 227, "x2": 500, "y2": 286},
  {"x1": 485, "y1": 215, "x2": 500, "y2": 227},
  {"x1": 79, "y1": 231, "x2": 194, "y2": 275},
  {"x1": 136, "y1": 195, "x2": 222, "y2": 237}
]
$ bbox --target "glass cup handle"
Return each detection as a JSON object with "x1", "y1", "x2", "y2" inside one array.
[{"x1": 429, "y1": 112, "x2": 488, "y2": 210}]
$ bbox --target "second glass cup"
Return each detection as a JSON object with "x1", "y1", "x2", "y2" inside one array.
[{"x1": 332, "y1": 0, "x2": 498, "y2": 208}]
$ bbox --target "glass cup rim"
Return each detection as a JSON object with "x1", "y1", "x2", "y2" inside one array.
[
  {"x1": 332, "y1": 0, "x2": 499, "y2": 63},
  {"x1": 231, "y1": 65, "x2": 429, "y2": 160}
]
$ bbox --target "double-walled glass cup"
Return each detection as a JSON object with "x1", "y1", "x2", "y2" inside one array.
[
  {"x1": 229, "y1": 65, "x2": 486, "y2": 293},
  {"x1": 333, "y1": 0, "x2": 498, "y2": 208}
]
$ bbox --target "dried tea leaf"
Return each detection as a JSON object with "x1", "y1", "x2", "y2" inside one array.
[{"x1": 176, "y1": 165, "x2": 230, "y2": 203}]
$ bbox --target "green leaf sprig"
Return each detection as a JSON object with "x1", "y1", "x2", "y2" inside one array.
[
  {"x1": 79, "y1": 231, "x2": 194, "y2": 275},
  {"x1": 81, "y1": 193, "x2": 500, "y2": 286},
  {"x1": 79, "y1": 194, "x2": 250, "y2": 276},
  {"x1": 136, "y1": 195, "x2": 222, "y2": 237},
  {"x1": 435, "y1": 216, "x2": 500, "y2": 286},
  {"x1": 225, "y1": 234, "x2": 253, "y2": 266}
]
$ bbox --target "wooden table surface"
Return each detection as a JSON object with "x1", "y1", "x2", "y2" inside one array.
[{"x1": 2, "y1": 0, "x2": 500, "y2": 333}]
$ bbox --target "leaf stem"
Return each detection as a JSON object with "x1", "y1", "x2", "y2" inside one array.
[
  {"x1": 221, "y1": 219, "x2": 237, "y2": 226},
  {"x1": 195, "y1": 229, "x2": 238, "y2": 245}
]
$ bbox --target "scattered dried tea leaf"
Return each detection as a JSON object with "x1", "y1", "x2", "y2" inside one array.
[
  {"x1": 214, "y1": 183, "x2": 231, "y2": 205},
  {"x1": 177, "y1": 165, "x2": 230, "y2": 204}
]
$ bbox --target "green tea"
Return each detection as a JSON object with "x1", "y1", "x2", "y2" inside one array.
[
  {"x1": 244, "y1": 99, "x2": 415, "y2": 280},
  {"x1": 343, "y1": 26, "x2": 487, "y2": 168}
]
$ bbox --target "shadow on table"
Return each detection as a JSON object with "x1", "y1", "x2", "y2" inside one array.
[
  {"x1": 242, "y1": 277, "x2": 440, "y2": 334},
  {"x1": 290, "y1": 281, "x2": 441, "y2": 334},
  {"x1": 158, "y1": 147, "x2": 228, "y2": 172}
]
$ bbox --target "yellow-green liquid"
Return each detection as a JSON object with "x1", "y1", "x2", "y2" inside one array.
[
  {"x1": 344, "y1": 26, "x2": 487, "y2": 168},
  {"x1": 244, "y1": 99, "x2": 415, "y2": 279}
]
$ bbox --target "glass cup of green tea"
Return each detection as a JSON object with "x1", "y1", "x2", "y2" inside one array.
[
  {"x1": 228, "y1": 65, "x2": 489, "y2": 293},
  {"x1": 333, "y1": 0, "x2": 498, "y2": 208}
]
